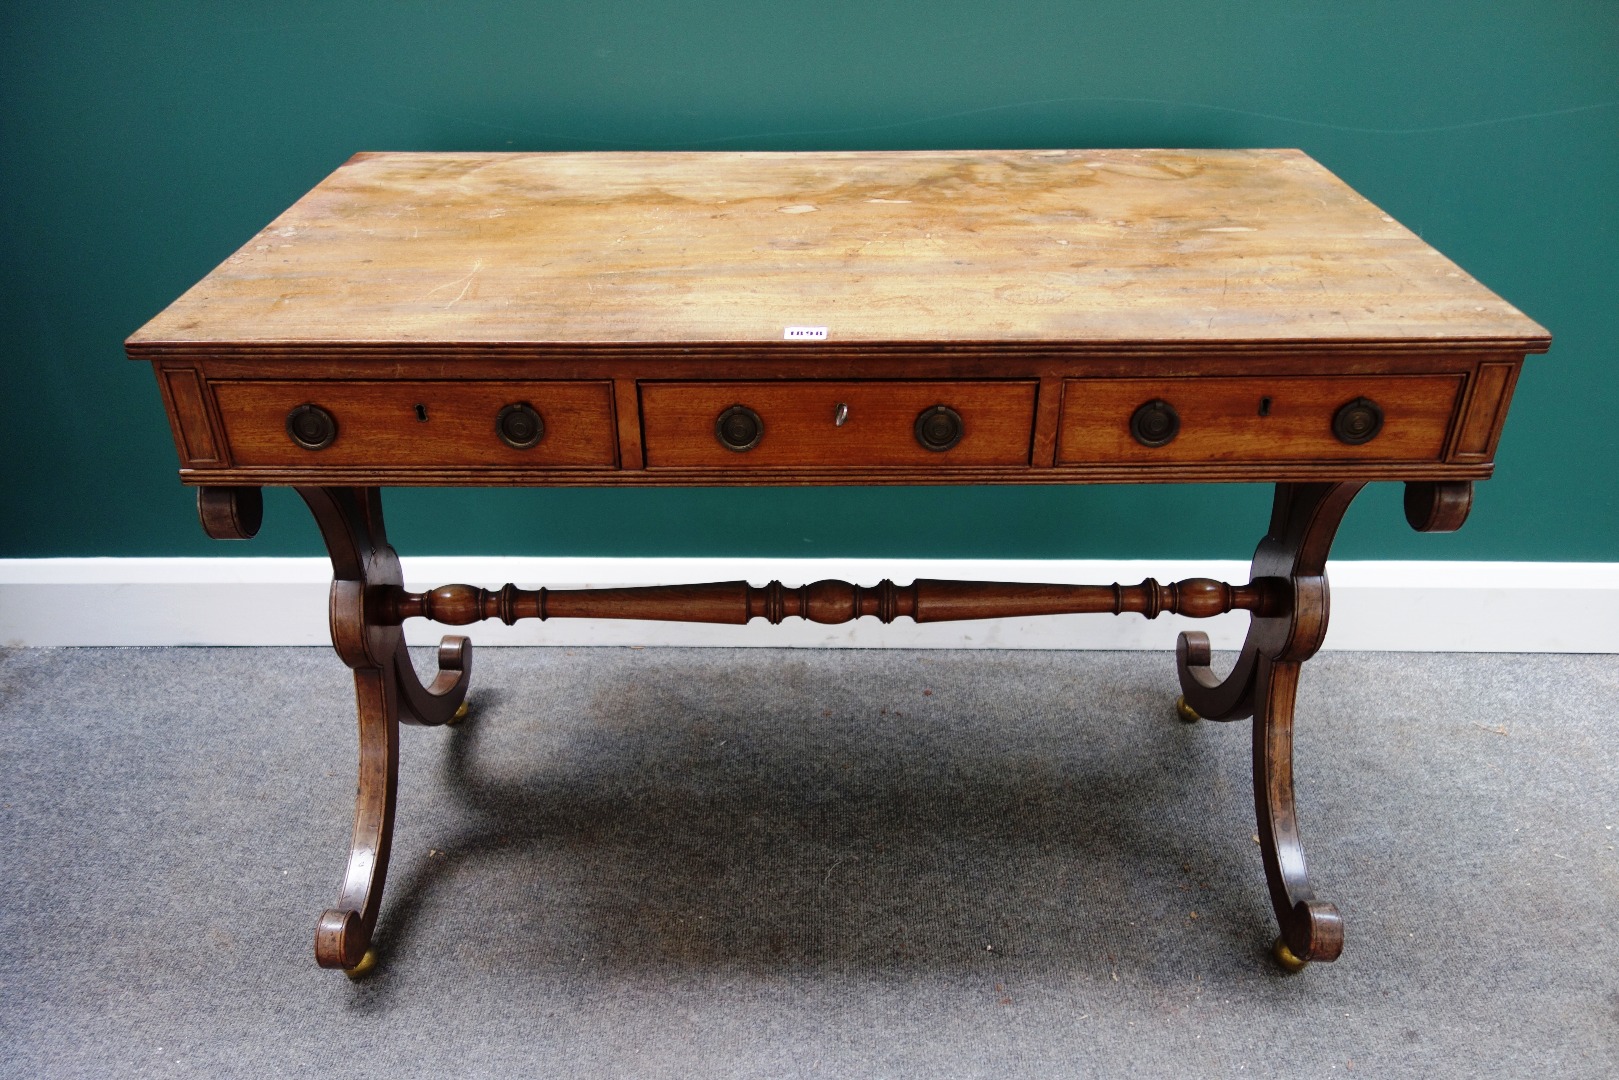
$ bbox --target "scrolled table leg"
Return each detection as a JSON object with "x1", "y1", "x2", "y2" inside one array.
[
  {"x1": 312, "y1": 666, "x2": 399, "y2": 971},
  {"x1": 1178, "y1": 482, "x2": 1364, "y2": 968},
  {"x1": 295, "y1": 486, "x2": 468, "y2": 974},
  {"x1": 1253, "y1": 658, "x2": 1343, "y2": 969}
]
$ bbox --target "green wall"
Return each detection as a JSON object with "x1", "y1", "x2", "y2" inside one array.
[{"x1": 3, "y1": 1, "x2": 1614, "y2": 561}]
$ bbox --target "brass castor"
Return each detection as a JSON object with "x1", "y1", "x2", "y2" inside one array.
[
  {"x1": 343, "y1": 947, "x2": 379, "y2": 981},
  {"x1": 447, "y1": 701, "x2": 470, "y2": 726},
  {"x1": 1175, "y1": 695, "x2": 1201, "y2": 723},
  {"x1": 1271, "y1": 936, "x2": 1308, "y2": 973}
]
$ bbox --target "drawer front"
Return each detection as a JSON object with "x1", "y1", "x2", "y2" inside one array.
[
  {"x1": 213, "y1": 380, "x2": 618, "y2": 467},
  {"x1": 640, "y1": 381, "x2": 1038, "y2": 468},
  {"x1": 1057, "y1": 375, "x2": 1463, "y2": 465}
]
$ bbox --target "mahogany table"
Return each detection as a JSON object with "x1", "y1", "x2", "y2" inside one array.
[{"x1": 127, "y1": 150, "x2": 1548, "y2": 977}]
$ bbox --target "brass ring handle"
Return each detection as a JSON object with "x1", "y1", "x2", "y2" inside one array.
[
  {"x1": 914, "y1": 405, "x2": 964, "y2": 451},
  {"x1": 286, "y1": 403, "x2": 337, "y2": 451},
  {"x1": 715, "y1": 405, "x2": 764, "y2": 451},
  {"x1": 1130, "y1": 399, "x2": 1180, "y2": 447},
  {"x1": 495, "y1": 403, "x2": 545, "y2": 449},
  {"x1": 1332, "y1": 397, "x2": 1383, "y2": 445}
]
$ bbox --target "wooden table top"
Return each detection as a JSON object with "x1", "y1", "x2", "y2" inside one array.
[{"x1": 128, "y1": 149, "x2": 1547, "y2": 356}]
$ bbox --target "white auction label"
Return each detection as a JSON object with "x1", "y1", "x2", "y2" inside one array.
[{"x1": 783, "y1": 326, "x2": 828, "y2": 340}]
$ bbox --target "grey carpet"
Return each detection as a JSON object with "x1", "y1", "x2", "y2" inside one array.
[{"x1": 0, "y1": 646, "x2": 1615, "y2": 1078}]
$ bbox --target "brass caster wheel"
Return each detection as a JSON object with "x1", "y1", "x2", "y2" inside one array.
[
  {"x1": 1271, "y1": 936, "x2": 1308, "y2": 974},
  {"x1": 343, "y1": 947, "x2": 379, "y2": 981},
  {"x1": 447, "y1": 701, "x2": 470, "y2": 726},
  {"x1": 1175, "y1": 695, "x2": 1201, "y2": 724}
]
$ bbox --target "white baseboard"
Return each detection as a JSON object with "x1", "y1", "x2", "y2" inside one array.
[{"x1": 0, "y1": 558, "x2": 1614, "y2": 652}]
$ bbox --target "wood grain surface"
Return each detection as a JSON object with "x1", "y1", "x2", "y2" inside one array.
[{"x1": 127, "y1": 150, "x2": 1549, "y2": 353}]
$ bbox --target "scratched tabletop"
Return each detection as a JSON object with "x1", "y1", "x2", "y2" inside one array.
[{"x1": 128, "y1": 150, "x2": 1547, "y2": 350}]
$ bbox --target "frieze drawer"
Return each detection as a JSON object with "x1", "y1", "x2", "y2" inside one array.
[
  {"x1": 212, "y1": 380, "x2": 619, "y2": 467},
  {"x1": 639, "y1": 380, "x2": 1039, "y2": 468},
  {"x1": 1057, "y1": 375, "x2": 1465, "y2": 466}
]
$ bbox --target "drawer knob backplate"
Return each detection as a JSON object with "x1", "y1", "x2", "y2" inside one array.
[
  {"x1": 715, "y1": 405, "x2": 764, "y2": 451},
  {"x1": 1130, "y1": 399, "x2": 1180, "y2": 447},
  {"x1": 914, "y1": 405, "x2": 964, "y2": 451},
  {"x1": 496, "y1": 403, "x2": 545, "y2": 449},
  {"x1": 1332, "y1": 397, "x2": 1384, "y2": 445},
  {"x1": 286, "y1": 403, "x2": 337, "y2": 451}
]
